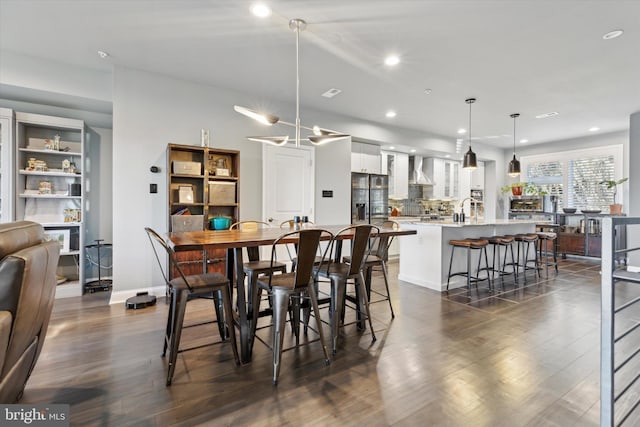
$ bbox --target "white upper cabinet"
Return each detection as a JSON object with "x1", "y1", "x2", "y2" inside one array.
[
  {"x1": 351, "y1": 141, "x2": 381, "y2": 174},
  {"x1": 382, "y1": 151, "x2": 409, "y2": 199},
  {"x1": 425, "y1": 158, "x2": 460, "y2": 199},
  {"x1": 470, "y1": 162, "x2": 485, "y2": 189}
]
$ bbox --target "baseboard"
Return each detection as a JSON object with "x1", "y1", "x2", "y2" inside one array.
[{"x1": 109, "y1": 286, "x2": 166, "y2": 305}]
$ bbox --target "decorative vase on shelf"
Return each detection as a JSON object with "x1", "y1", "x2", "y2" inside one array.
[
  {"x1": 511, "y1": 186, "x2": 523, "y2": 196},
  {"x1": 609, "y1": 204, "x2": 623, "y2": 215}
]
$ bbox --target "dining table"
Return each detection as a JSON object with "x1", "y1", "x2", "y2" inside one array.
[{"x1": 167, "y1": 224, "x2": 417, "y2": 363}]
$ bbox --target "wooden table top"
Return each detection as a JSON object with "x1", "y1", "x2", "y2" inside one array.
[{"x1": 168, "y1": 224, "x2": 416, "y2": 251}]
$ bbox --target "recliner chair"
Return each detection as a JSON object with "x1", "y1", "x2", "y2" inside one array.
[{"x1": 0, "y1": 221, "x2": 60, "y2": 403}]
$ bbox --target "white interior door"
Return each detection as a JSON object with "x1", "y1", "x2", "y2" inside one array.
[
  {"x1": 263, "y1": 144, "x2": 315, "y2": 226},
  {"x1": 263, "y1": 144, "x2": 315, "y2": 264}
]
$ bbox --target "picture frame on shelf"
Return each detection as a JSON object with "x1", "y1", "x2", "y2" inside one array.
[
  {"x1": 209, "y1": 153, "x2": 233, "y2": 176},
  {"x1": 43, "y1": 229, "x2": 70, "y2": 253}
]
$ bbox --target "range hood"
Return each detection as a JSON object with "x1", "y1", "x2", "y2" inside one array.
[{"x1": 413, "y1": 157, "x2": 434, "y2": 185}]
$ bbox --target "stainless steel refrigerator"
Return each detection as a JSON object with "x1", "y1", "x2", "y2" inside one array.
[{"x1": 351, "y1": 172, "x2": 389, "y2": 224}]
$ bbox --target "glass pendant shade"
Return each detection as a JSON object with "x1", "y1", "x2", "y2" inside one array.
[
  {"x1": 508, "y1": 155, "x2": 521, "y2": 177},
  {"x1": 463, "y1": 146, "x2": 477, "y2": 169}
]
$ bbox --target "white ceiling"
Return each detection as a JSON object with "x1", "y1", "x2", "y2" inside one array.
[{"x1": 1, "y1": 0, "x2": 639, "y2": 148}]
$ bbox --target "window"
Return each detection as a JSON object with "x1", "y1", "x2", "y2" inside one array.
[{"x1": 522, "y1": 145, "x2": 624, "y2": 212}]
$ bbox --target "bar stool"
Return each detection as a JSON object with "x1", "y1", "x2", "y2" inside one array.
[
  {"x1": 536, "y1": 231, "x2": 558, "y2": 277},
  {"x1": 479, "y1": 235, "x2": 517, "y2": 285},
  {"x1": 446, "y1": 238, "x2": 492, "y2": 291},
  {"x1": 513, "y1": 234, "x2": 540, "y2": 278}
]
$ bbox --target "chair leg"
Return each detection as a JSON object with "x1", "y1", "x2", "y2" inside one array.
[
  {"x1": 330, "y1": 276, "x2": 346, "y2": 354},
  {"x1": 308, "y1": 287, "x2": 331, "y2": 366},
  {"x1": 221, "y1": 285, "x2": 240, "y2": 366},
  {"x1": 290, "y1": 295, "x2": 301, "y2": 346},
  {"x1": 271, "y1": 288, "x2": 289, "y2": 386},
  {"x1": 162, "y1": 288, "x2": 174, "y2": 357},
  {"x1": 379, "y1": 260, "x2": 395, "y2": 318},
  {"x1": 250, "y1": 285, "x2": 263, "y2": 356},
  {"x1": 466, "y1": 247, "x2": 474, "y2": 290},
  {"x1": 483, "y1": 247, "x2": 492, "y2": 291},
  {"x1": 447, "y1": 246, "x2": 456, "y2": 290},
  {"x1": 357, "y1": 271, "x2": 377, "y2": 343},
  {"x1": 167, "y1": 289, "x2": 188, "y2": 386},
  {"x1": 212, "y1": 290, "x2": 226, "y2": 341}
]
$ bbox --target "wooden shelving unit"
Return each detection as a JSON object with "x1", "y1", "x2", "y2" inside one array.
[{"x1": 167, "y1": 143, "x2": 240, "y2": 276}]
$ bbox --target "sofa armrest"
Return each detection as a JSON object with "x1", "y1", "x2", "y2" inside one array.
[{"x1": 0, "y1": 311, "x2": 12, "y2": 374}]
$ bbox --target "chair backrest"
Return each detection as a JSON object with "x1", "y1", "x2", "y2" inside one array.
[
  {"x1": 373, "y1": 220, "x2": 399, "y2": 260},
  {"x1": 323, "y1": 224, "x2": 375, "y2": 276},
  {"x1": 230, "y1": 220, "x2": 270, "y2": 231},
  {"x1": 0, "y1": 221, "x2": 59, "y2": 403},
  {"x1": 268, "y1": 229, "x2": 331, "y2": 289},
  {"x1": 145, "y1": 227, "x2": 194, "y2": 292}
]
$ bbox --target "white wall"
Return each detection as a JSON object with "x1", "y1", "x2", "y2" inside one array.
[{"x1": 314, "y1": 139, "x2": 351, "y2": 225}]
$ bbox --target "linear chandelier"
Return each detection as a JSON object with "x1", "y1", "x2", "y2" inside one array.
[{"x1": 234, "y1": 18, "x2": 349, "y2": 148}]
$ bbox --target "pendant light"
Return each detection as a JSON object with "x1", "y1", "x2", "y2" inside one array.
[
  {"x1": 234, "y1": 18, "x2": 348, "y2": 147},
  {"x1": 508, "y1": 113, "x2": 521, "y2": 177},
  {"x1": 462, "y1": 98, "x2": 477, "y2": 170}
]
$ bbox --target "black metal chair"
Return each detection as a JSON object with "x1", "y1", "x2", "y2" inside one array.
[
  {"x1": 313, "y1": 224, "x2": 378, "y2": 354},
  {"x1": 145, "y1": 227, "x2": 239, "y2": 386},
  {"x1": 250, "y1": 228, "x2": 331, "y2": 385}
]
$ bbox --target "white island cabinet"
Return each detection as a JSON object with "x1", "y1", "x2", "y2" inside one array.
[{"x1": 398, "y1": 220, "x2": 541, "y2": 291}]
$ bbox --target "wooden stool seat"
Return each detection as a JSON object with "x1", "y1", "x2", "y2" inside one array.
[{"x1": 449, "y1": 239, "x2": 489, "y2": 248}]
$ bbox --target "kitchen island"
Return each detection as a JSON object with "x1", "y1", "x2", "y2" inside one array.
[{"x1": 398, "y1": 219, "x2": 544, "y2": 291}]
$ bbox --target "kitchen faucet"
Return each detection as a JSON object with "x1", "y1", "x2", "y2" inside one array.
[{"x1": 459, "y1": 197, "x2": 483, "y2": 223}]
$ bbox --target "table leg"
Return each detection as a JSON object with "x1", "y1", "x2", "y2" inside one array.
[{"x1": 231, "y1": 247, "x2": 252, "y2": 364}]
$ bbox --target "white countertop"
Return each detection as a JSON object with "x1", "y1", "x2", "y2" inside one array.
[{"x1": 403, "y1": 218, "x2": 548, "y2": 228}]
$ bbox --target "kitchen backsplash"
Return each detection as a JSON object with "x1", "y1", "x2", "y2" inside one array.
[{"x1": 389, "y1": 199, "x2": 457, "y2": 217}]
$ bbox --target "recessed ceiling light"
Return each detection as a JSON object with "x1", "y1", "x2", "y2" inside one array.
[
  {"x1": 250, "y1": 3, "x2": 271, "y2": 18},
  {"x1": 603, "y1": 29, "x2": 624, "y2": 40},
  {"x1": 386, "y1": 111, "x2": 397, "y2": 118},
  {"x1": 424, "y1": 88, "x2": 432, "y2": 95},
  {"x1": 445, "y1": 154, "x2": 451, "y2": 158},
  {"x1": 384, "y1": 55, "x2": 400, "y2": 66},
  {"x1": 321, "y1": 88, "x2": 342, "y2": 98},
  {"x1": 589, "y1": 126, "x2": 600, "y2": 132},
  {"x1": 97, "y1": 50, "x2": 109, "y2": 59},
  {"x1": 520, "y1": 139, "x2": 529, "y2": 144},
  {"x1": 457, "y1": 128, "x2": 466, "y2": 134},
  {"x1": 410, "y1": 149, "x2": 416, "y2": 153},
  {"x1": 535, "y1": 111, "x2": 559, "y2": 119},
  {"x1": 389, "y1": 146, "x2": 395, "y2": 150}
]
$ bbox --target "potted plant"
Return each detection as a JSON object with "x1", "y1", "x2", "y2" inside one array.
[
  {"x1": 500, "y1": 182, "x2": 536, "y2": 196},
  {"x1": 599, "y1": 177, "x2": 628, "y2": 215}
]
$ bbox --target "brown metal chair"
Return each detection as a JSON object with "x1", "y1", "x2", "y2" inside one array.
[
  {"x1": 313, "y1": 224, "x2": 378, "y2": 354},
  {"x1": 343, "y1": 220, "x2": 398, "y2": 318},
  {"x1": 251, "y1": 228, "x2": 331, "y2": 385},
  {"x1": 145, "y1": 227, "x2": 239, "y2": 386},
  {"x1": 229, "y1": 221, "x2": 287, "y2": 315}
]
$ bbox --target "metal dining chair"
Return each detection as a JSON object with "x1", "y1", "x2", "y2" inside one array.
[
  {"x1": 250, "y1": 228, "x2": 332, "y2": 385},
  {"x1": 229, "y1": 221, "x2": 287, "y2": 316},
  {"x1": 313, "y1": 224, "x2": 378, "y2": 354},
  {"x1": 145, "y1": 227, "x2": 240, "y2": 386}
]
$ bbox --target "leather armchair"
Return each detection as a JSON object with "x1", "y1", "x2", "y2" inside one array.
[{"x1": 0, "y1": 221, "x2": 60, "y2": 403}]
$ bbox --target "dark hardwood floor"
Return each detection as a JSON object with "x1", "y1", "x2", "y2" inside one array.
[{"x1": 22, "y1": 258, "x2": 614, "y2": 426}]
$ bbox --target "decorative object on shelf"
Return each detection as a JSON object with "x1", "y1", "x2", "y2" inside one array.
[
  {"x1": 562, "y1": 208, "x2": 577, "y2": 213},
  {"x1": 43, "y1": 229, "x2": 70, "y2": 253},
  {"x1": 69, "y1": 161, "x2": 77, "y2": 174},
  {"x1": 201, "y1": 128, "x2": 210, "y2": 147},
  {"x1": 38, "y1": 180, "x2": 52, "y2": 194},
  {"x1": 599, "y1": 177, "x2": 628, "y2": 215},
  {"x1": 69, "y1": 183, "x2": 81, "y2": 196},
  {"x1": 234, "y1": 18, "x2": 349, "y2": 148},
  {"x1": 62, "y1": 159, "x2": 70, "y2": 173},
  {"x1": 210, "y1": 216, "x2": 231, "y2": 230},
  {"x1": 462, "y1": 98, "x2": 477, "y2": 170},
  {"x1": 209, "y1": 153, "x2": 232, "y2": 176},
  {"x1": 178, "y1": 185, "x2": 194, "y2": 204},
  {"x1": 64, "y1": 208, "x2": 81, "y2": 222},
  {"x1": 172, "y1": 160, "x2": 201, "y2": 176},
  {"x1": 27, "y1": 158, "x2": 36, "y2": 170},
  {"x1": 508, "y1": 113, "x2": 521, "y2": 177}
]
